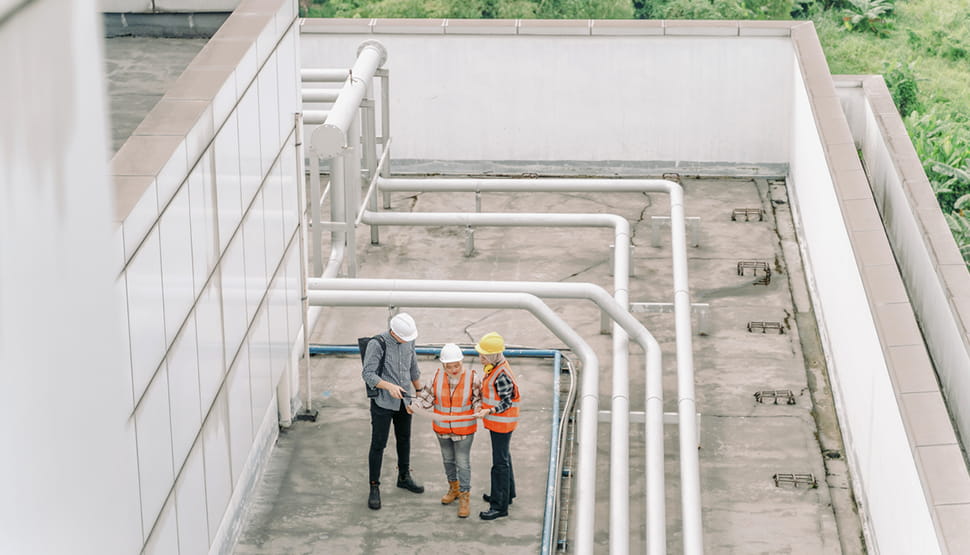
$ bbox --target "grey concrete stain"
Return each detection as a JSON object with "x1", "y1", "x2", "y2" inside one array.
[{"x1": 233, "y1": 175, "x2": 865, "y2": 553}]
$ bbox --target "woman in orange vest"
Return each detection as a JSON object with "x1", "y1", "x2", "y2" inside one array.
[
  {"x1": 414, "y1": 343, "x2": 482, "y2": 518},
  {"x1": 474, "y1": 332, "x2": 520, "y2": 521}
]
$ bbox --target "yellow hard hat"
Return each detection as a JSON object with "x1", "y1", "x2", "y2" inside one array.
[{"x1": 475, "y1": 332, "x2": 505, "y2": 355}]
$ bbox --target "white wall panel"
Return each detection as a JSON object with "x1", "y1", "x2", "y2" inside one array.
[
  {"x1": 302, "y1": 34, "x2": 792, "y2": 164},
  {"x1": 159, "y1": 184, "x2": 196, "y2": 342},
  {"x1": 167, "y1": 315, "x2": 202, "y2": 467},
  {"x1": 143, "y1": 496, "x2": 179, "y2": 555},
  {"x1": 276, "y1": 30, "x2": 298, "y2": 144},
  {"x1": 120, "y1": 177, "x2": 159, "y2": 262},
  {"x1": 117, "y1": 277, "x2": 136, "y2": 413},
  {"x1": 280, "y1": 135, "x2": 299, "y2": 239},
  {"x1": 243, "y1": 195, "x2": 269, "y2": 323},
  {"x1": 788, "y1": 66, "x2": 939, "y2": 553},
  {"x1": 214, "y1": 113, "x2": 243, "y2": 254},
  {"x1": 227, "y1": 345, "x2": 255, "y2": 483},
  {"x1": 135, "y1": 368, "x2": 175, "y2": 535},
  {"x1": 221, "y1": 231, "x2": 249, "y2": 362},
  {"x1": 269, "y1": 276, "x2": 289, "y2": 385},
  {"x1": 203, "y1": 390, "x2": 232, "y2": 544},
  {"x1": 237, "y1": 83, "x2": 263, "y2": 209},
  {"x1": 285, "y1": 242, "x2": 303, "y2": 347},
  {"x1": 258, "y1": 54, "x2": 281, "y2": 174},
  {"x1": 188, "y1": 149, "x2": 219, "y2": 298},
  {"x1": 263, "y1": 159, "x2": 286, "y2": 270},
  {"x1": 196, "y1": 274, "x2": 226, "y2": 409},
  {"x1": 175, "y1": 442, "x2": 210, "y2": 555},
  {"x1": 249, "y1": 308, "x2": 274, "y2": 424},
  {"x1": 127, "y1": 228, "x2": 167, "y2": 398}
]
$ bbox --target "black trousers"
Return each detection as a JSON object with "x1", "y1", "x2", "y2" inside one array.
[
  {"x1": 487, "y1": 429, "x2": 516, "y2": 511},
  {"x1": 368, "y1": 400, "x2": 412, "y2": 484}
]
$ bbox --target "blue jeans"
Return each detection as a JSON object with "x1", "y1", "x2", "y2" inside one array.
[
  {"x1": 488, "y1": 430, "x2": 516, "y2": 511},
  {"x1": 437, "y1": 435, "x2": 474, "y2": 491}
]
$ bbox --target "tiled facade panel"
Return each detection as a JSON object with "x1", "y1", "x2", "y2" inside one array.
[
  {"x1": 113, "y1": 2, "x2": 301, "y2": 551},
  {"x1": 159, "y1": 184, "x2": 195, "y2": 342},
  {"x1": 168, "y1": 316, "x2": 202, "y2": 467},
  {"x1": 143, "y1": 497, "x2": 179, "y2": 555},
  {"x1": 127, "y1": 228, "x2": 167, "y2": 403},
  {"x1": 248, "y1": 307, "x2": 274, "y2": 442},
  {"x1": 135, "y1": 365, "x2": 175, "y2": 535},
  {"x1": 243, "y1": 194, "x2": 269, "y2": 323},
  {"x1": 214, "y1": 116, "x2": 244, "y2": 254},
  {"x1": 203, "y1": 390, "x2": 233, "y2": 544},
  {"x1": 228, "y1": 344, "x2": 256, "y2": 484},
  {"x1": 175, "y1": 442, "x2": 210, "y2": 554},
  {"x1": 221, "y1": 228, "x2": 249, "y2": 363},
  {"x1": 237, "y1": 83, "x2": 263, "y2": 214},
  {"x1": 188, "y1": 150, "x2": 219, "y2": 299},
  {"x1": 197, "y1": 274, "x2": 227, "y2": 409}
]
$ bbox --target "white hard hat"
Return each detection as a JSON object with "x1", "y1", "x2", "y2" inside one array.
[
  {"x1": 439, "y1": 343, "x2": 463, "y2": 364},
  {"x1": 390, "y1": 312, "x2": 418, "y2": 342}
]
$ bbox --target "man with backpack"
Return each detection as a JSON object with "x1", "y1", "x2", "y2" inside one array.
[{"x1": 361, "y1": 312, "x2": 425, "y2": 510}]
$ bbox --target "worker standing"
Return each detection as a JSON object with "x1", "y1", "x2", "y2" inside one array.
[
  {"x1": 474, "y1": 332, "x2": 520, "y2": 520},
  {"x1": 413, "y1": 343, "x2": 482, "y2": 518},
  {"x1": 361, "y1": 313, "x2": 425, "y2": 510}
]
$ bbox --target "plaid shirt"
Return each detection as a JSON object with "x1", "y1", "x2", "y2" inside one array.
[
  {"x1": 416, "y1": 369, "x2": 483, "y2": 439},
  {"x1": 489, "y1": 369, "x2": 515, "y2": 415}
]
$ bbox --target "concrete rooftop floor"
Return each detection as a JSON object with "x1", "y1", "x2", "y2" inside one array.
[
  {"x1": 103, "y1": 37, "x2": 206, "y2": 153},
  {"x1": 233, "y1": 174, "x2": 866, "y2": 554}
]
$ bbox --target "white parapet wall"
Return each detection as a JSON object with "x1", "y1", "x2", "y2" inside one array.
[
  {"x1": 300, "y1": 19, "x2": 794, "y2": 173},
  {"x1": 109, "y1": 1, "x2": 306, "y2": 553}
]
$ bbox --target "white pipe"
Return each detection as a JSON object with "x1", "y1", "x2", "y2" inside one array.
[
  {"x1": 303, "y1": 110, "x2": 331, "y2": 125},
  {"x1": 308, "y1": 155, "x2": 323, "y2": 277},
  {"x1": 302, "y1": 89, "x2": 340, "y2": 103},
  {"x1": 345, "y1": 113, "x2": 361, "y2": 277},
  {"x1": 306, "y1": 289, "x2": 601, "y2": 553},
  {"x1": 301, "y1": 68, "x2": 350, "y2": 82},
  {"x1": 374, "y1": 176, "x2": 697, "y2": 554},
  {"x1": 309, "y1": 41, "x2": 387, "y2": 159},
  {"x1": 309, "y1": 277, "x2": 666, "y2": 553}
]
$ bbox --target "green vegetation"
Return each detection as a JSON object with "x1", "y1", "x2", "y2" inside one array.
[{"x1": 301, "y1": 0, "x2": 970, "y2": 266}]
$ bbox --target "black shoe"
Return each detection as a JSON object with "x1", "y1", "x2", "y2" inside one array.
[
  {"x1": 397, "y1": 472, "x2": 425, "y2": 494},
  {"x1": 479, "y1": 508, "x2": 508, "y2": 520},
  {"x1": 368, "y1": 484, "x2": 381, "y2": 510},
  {"x1": 482, "y1": 493, "x2": 513, "y2": 505}
]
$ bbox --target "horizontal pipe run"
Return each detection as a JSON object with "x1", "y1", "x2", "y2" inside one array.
[
  {"x1": 377, "y1": 176, "x2": 677, "y2": 194},
  {"x1": 307, "y1": 289, "x2": 600, "y2": 553},
  {"x1": 303, "y1": 110, "x2": 331, "y2": 125},
  {"x1": 308, "y1": 345, "x2": 560, "y2": 358},
  {"x1": 302, "y1": 89, "x2": 341, "y2": 103},
  {"x1": 308, "y1": 277, "x2": 665, "y2": 553},
  {"x1": 301, "y1": 68, "x2": 350, "y2": 82}
]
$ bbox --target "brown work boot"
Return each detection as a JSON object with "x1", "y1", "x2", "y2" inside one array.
[
  {"x1": 441, "y1": 480, "x2": 460, "y2": 504},
  {"x1": 457, "y1": 491, "x2": 470, "y2": 518}
]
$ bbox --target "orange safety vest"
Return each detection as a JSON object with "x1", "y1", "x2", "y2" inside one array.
[
  {"x1": 481, "y1": 361, "x2": 520, "y2": 433},
  {"x1": 432, "y1": 368, "x2": 478, "y2": 436}
]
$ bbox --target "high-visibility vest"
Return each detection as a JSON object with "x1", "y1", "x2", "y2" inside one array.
[
  {"x1": 481, "y1": 361, "x2": 520, "y2": 433},
  {"x1": 432, "y1": 368, "x2": 478, "y2": 436}
]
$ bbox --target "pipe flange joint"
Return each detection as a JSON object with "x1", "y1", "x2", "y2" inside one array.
[{"x1": 358, "y1": 40, "x2": 388, "y2": 67}]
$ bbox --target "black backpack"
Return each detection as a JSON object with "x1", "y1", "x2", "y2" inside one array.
[{"x1": 358, "y1": 335, "x2": 387, "y2": 398}]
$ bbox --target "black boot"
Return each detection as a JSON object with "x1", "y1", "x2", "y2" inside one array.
[
  {"x1": 396, "y1": 468, "x2": 424, "y2": 494},
  {"x1": 368, "y1": 482, "x2": 381, "y2": 510}
]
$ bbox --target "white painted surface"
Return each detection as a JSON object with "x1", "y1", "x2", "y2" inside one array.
[
  {"x1": 301, "y1": 33, "x2": 793, "y2": 165},
  {"x1": 849, "y1": 91, "x2": 970, "y2": 456},
  {"x1": 0, "y1": 4, "x2": 142, "y2": 553},
  {"x1": 787, "y1": 66, "x2": 940, "y2": 554}
]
